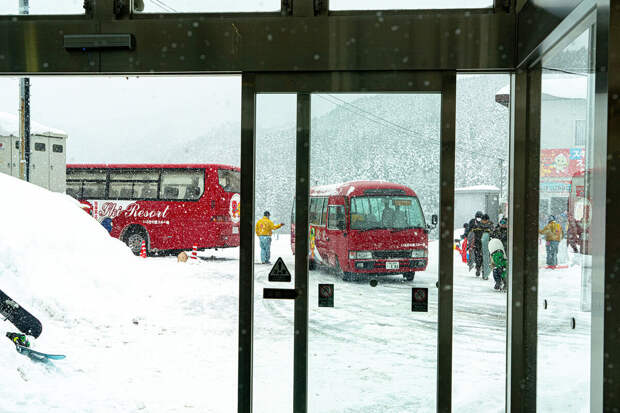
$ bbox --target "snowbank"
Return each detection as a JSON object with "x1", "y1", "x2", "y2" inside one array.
[{"x1": 0, "y1": 173, "x2": 149, "y2": 325}]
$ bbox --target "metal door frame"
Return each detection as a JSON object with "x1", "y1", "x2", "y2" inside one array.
[{"x1": 238, "y1": 70, "x2": 456, "y2": 413}]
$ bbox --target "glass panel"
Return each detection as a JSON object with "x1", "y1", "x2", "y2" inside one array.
[
  {"x1": 309, "y1": 93, "x2": 441, "y2": 412},
  {"x1": 253, "y1": 93, "x2": 297, "y2": 412},
  {"x1": 218, "y1": 168, "x2": 240, "y2": 192},
  {"x1": 66, "y1": 181, "x2": 82, "y2": 199},
  {"x1": 109, "y1": 181, "x2": 135, "y2": 199},
  {"x1": 452, "y1": 74, "x2": 510, "y2": 411},
  {"x1": 110, "y1": 169, "x2": 159, "y2": 181},
  {"x1": 52, "y1": 144, "x2": 64, "y2": 153},
  {"x1": 159, "y1": 169, "x2": 204, "y2": 200},
  {"x1": 136, "y1": 0, "x2": 280, "y2": 13},
  {"x1": 330, "y1": 0, "x2": 492, "y2": 11},
  {"x1": 0, "y1": 1, "x2": 84, "y2": 15},
  {"x1": 0, "y1": 75, "x2": 240, "y2": 411},
  {"x1": 82, "y1": 181, "x2": 106, "y2": 198},
  {"x1": 66, "y1": 169, "x2": 107, "y2": 180},
  {"x1": 537, "y1": 27, "x2": 594, "y2": 411},
  {"x1": 34, "y1": 142, "x2": 46, "y2": 152}
]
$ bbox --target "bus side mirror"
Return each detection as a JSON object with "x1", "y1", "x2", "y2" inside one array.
[{"x1": 431, "y1": 214, "x2": 438, "y2": 227}]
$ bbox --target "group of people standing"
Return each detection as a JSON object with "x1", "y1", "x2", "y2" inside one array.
[
  {"x1": 460, "y1": 210, "x2": 567, "y2": 291},
  {"x1": 462, "y1": 211, "x2": 508, "y2": 291}
]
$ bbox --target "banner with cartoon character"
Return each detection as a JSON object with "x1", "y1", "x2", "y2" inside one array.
[{"x1": 540, "y1": 148, "x2": 585, "y2": 178}]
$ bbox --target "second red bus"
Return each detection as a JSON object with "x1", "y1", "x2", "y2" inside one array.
[
  {"x1": 292, "y1": 180, "x2": 436, "y2": 281},
  {"x1": 66, "y1": 164, "x2": 240, "y2": 255}
]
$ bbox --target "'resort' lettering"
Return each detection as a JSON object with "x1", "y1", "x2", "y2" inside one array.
[{"x1": 124, "y1": 203, "x2": 170, "y2": 219}]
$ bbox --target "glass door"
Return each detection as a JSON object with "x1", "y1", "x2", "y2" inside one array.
[
  {"x1": 307, "y1": 92, "x2": 441, "y2": 412},
  {"x1": 239, "y1": 72, "x2": 456, "y2": 413}
]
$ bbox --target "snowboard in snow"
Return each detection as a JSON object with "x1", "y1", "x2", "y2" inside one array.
[
  {"x1": 0, "y1": 289, "x2": 42, "y2": 338},
  {"x1": 12, "y1": 342, "x2": 66, "y2": 362}
]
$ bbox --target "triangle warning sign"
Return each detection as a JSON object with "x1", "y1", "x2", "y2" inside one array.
[{"x1": 268, "y1": 257, "x2": 292, "y2": 282}]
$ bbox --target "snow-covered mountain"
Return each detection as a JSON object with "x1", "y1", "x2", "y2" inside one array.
[{"x1": 164, "y1": 75, "x2": 509, "y2": 230}]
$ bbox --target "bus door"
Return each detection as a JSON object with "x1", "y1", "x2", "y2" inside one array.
[
  {"x1": 325, "y1": 203, "x2": 347, "y2": 268},
  {"x1": 309, "y1": 197, "x2": 328, "y2": 264}
]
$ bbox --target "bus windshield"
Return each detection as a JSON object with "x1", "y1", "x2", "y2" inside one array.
[
  {"x1": 350, "y1": 196, "x2": 425, "y2": 230},
  {"x1": 218, "y1": 169, "x2": 240, "y2": 193}
]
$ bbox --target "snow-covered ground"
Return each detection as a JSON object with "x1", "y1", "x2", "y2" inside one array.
[{"x1": 0, "y1": 173, "x2": 590, "y2": 412}]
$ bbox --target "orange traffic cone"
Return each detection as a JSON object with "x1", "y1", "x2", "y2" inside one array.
[
  {"x1": 191, "y1": 244, "x2": 198, "y2": 261},
  {"x1": 140, "y1": 241, "x2": 147, "y2": 258}
]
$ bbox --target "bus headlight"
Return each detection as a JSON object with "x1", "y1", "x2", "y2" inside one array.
[
  {"x1": 411, "y1": 249, "x2": 427, "y2": 258},
  {"x1": 349, "y1": 251, "x2": 373, "y2": 259}
]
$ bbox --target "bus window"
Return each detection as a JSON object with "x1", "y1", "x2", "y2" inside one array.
[
  {"x1": 310, "y1": 197, "x2": 325, "y2": 225},
  {"x1": 320, "y1": 198, "x2": 328, "y2": 225},
  {"x1": 327, "y1": 205, "x2": 345, "y2": 230},
  {"x1": 160, "y1": 169, "x2": 204, "y2": 200},
  {"x1": 135, "y1": 182, "x2": 158, "y2": 199},
  {"x1": 218, "y1": 169, "x2": 240, "y2": 192},
  {"x1": 110, "y1": 169, "x2": 159, "y2": 181},
  {"x1": 82, "y1": 181, "x2": 106, "y2": 198},
  {"x1": 350, "y1": 196, "x2": 425, "y2": 230},
  {"x1": 109, "y1": 182, "x2": 134, "y2": 199},
  {"x1": 66, "y1": 169, "x2": 107, "y2": 180},
  {"x1": 66, "y1": 182, "x2": 82, "y2": 199}
]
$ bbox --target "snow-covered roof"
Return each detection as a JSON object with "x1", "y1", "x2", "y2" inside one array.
[
  {"x1": 311, "y1": 180, "x2": 414, "y2": 197},
  {"x1": 495, "y1": 77, "x2": 587, "y2": 106},
  {"x1": 0, "y1": 111, "x2": 67, "y2": 137},
  {"x1": 455, "y1": 185, "x2": 499, "y2": 193}
]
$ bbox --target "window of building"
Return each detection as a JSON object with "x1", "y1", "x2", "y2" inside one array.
[{"x1": 574, "y1": 119, "x2": 586, "y2": 146}]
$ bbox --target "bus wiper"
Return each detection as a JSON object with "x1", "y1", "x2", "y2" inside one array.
[
  {"x1": 358, "y1": 226, "x2": 385, "y2": 232},
  {"x1": 391, "y1": 226, "x2": 424, "y2": 232}
]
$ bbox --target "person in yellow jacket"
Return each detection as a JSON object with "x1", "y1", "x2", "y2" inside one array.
[
  {"x1": 539, "y1": 215, "x2": 563, "y2": 268},
  {"x1": 255, "y1": 211, "x2": 284, "y2": 264}
]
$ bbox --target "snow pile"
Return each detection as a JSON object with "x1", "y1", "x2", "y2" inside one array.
[
  {"x1": 0, "y1": 172, "x2": 144, "y2": 325},
  {"x1": 0, "y1": 173, "x2": 241, "y2": 412}
]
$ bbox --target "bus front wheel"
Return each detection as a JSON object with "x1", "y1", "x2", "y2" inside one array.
[
  {"x1": 335, "y1": 257, "x2": 354, "y2": 281},
  {"x1": 404, "y1": 272, "x2": 415, "y2": 282}
]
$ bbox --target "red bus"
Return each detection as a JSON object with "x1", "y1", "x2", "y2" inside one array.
[
  {"x1": 291, "y1": 181, "x2": 437, "y2": 281},
  {"x1": 66, "y1": 164, "x2": 240, "y2": 255},
  {"x1": 567, "y1": 170, "x2": 592, "y2": 255}
]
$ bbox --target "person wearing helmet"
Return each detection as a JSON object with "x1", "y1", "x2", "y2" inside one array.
[
  {"x1": 255, "y1": 211, "x2": 284, "y2": 264},
  {"x1": 466, "y1": 211, "x2": 493, "y2": 277},
  {"x1": 539, "y1": 215, "x2": 563, "y2": 268},
  {"x1": 491, "y1": 216, "x2": 508, "y2": 254},
  {"x1": 488, "y1": 237, "x2": 507, "y2": 291}
]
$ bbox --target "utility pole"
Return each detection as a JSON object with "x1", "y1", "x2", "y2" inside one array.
[{"x1": 18, "y1": 0, "x2": 30, "y2": 181}]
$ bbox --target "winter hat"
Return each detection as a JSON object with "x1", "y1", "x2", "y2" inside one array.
[
  {"x1": 548, "y1": 215, "x2": 555, "y2": 222},
  {"x1": 500, "y1": 217, "x2": 508, "y2": 225},
  {"x1": 264, "y1": 211, "x2": 270, "y2": 217},
  {"x1": 475, "y1": 211, "x2": 483, "y2": 219},
  {"x1": 489, "y1": 238, "x2": 506, "y2": 255},
  {"x1": 482, "y1": 213, "x2": 489, "y2": 221}
]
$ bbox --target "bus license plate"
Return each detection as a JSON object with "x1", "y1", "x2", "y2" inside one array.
[
  {"x1": 386, "y1": 261, "x2": 399, "y2": 270},
  {"x1": 232, "y1": 227, "x2": 239, "y2": 234}
]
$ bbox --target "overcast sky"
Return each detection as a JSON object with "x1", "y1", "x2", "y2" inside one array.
[{"x1": 0, "y1": 76, "x2": 359, "y2": 162}]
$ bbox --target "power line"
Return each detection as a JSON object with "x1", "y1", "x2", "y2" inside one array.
[{"x1": 318, "y1": 94, "x2": 506, "y2": 163}]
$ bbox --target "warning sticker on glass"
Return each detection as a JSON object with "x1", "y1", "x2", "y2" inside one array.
[
  {"x1": 318, "y1": 284, "x2": 334, "y2": 308},
  {"x1": 411, "y1": 288, "x2": 428, "y2": 312}
]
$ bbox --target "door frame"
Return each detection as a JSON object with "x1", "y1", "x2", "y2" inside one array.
[{"x1": 238, "y1": 70, "x2": 456, "y2": 413}]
